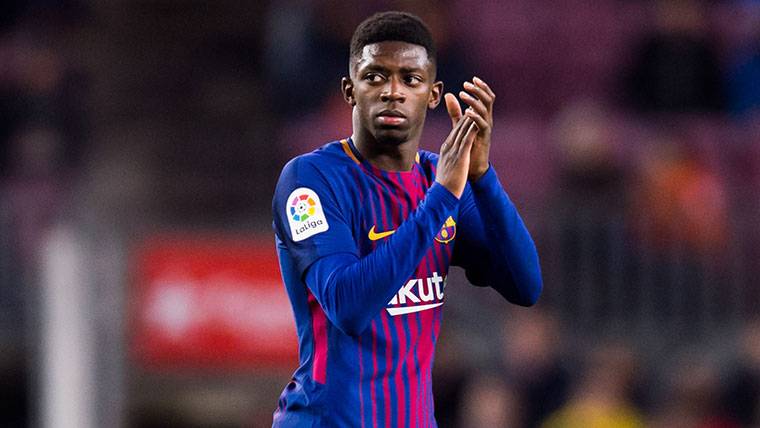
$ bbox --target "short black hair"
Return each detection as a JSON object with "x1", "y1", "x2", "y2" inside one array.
[{"x1": 350, "y1": 11, "x2": 436, "y2": 64}]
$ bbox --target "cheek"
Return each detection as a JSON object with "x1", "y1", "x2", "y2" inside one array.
[
  {"x1": 353, "y1": 87, "x2": 376, "y2": 106},
  {"x1": 352, "y1": 95, "x2": 376, "y2": 124},
  {"x1": 413, "y1": 93, "x2": 434, "y2": 114},
  {"x1": 354, "y1": 96, "x2": 372, "y2": 114},
  {"x1": 350, "y1": 90, "x2": 367, "y2": 109}
]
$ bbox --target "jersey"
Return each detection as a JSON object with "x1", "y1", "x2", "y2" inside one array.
[{"x1": 272, "y1": 137, "x2": 542, "y2": 427}]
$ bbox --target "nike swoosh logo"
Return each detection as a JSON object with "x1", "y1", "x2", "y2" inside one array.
[{"x1": 368, "y1": 225, "x2": 395, "y2": 241}]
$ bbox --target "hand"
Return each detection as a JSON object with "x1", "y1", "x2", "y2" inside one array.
[
  {"x1": 435, "y1": 115, "x2": 479, "y2": 199},
  {"x1": 444, "y1": 76, "x2": 495, "y2": 181}
]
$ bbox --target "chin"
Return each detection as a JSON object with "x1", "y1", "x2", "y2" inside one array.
[{"x1": 374, "y1": 128, "x2": 410, "y2": 145}]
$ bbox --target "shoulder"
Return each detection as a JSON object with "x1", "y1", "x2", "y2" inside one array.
[
  {"x1": 418, "y1": 149, "x2": 439, "y2": 165},
  {"x1": 416, "y1": 149, "x2": 440, "y2": 180},
  {"x1": 278, "y1": 140, "x2": 356, "y2": 183},
  {"x1": 274, "y1": 139, "x2": 358, "y2": 210},
  {"x1": 417, "y1": 149, "x2": 440, "y2": 172}
]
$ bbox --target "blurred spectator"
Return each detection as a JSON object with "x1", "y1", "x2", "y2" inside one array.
[
  {"x1": 541, "y1": 342, "x2": 644, "y2": 428},
  {"x1": 0, "y1": 28, "x2": 85, "y2": 263},
  {"x1": 263, "y1": 0, "x2": 351, "y2": 114},
  {"x1": 625, "y1": 0, "x2": 725, "y2": 113},
  {"x1": 277, "y1": 92, "x2": 352, "y2": 159},
  {"x1": 3, "y1": 126, "x2": 65, "y2": 263},
  {"x1": 500, "y1": 309, "x2": 571, "y2": 428},
  {"x1": 549, "y1": 100, "x2": 631, "y2": 328},
  {"x1": 725, "y1": 0, "x2": 760, "y2": 117},
  {"x1": 631, "y1": 132, "x2": 728, "y2": 255},
  {"x1": 457, "y1": 373, "x2": 522, "y2": 428},
  {"x1": 432, "y1": 326, "x2": 470, "y2": 427},
  {"x1": 551, "y1": 100, "x2": 626, "y2": 205},
  {"x1": 626, "y1": 129, "x2": 732, "y2": 335},
  {"x1": 649, "y1": 355, "x2": 737, "y2": 428},
  {"x1": 0, "y1": 27, "x2": 88, "y2": 178}
]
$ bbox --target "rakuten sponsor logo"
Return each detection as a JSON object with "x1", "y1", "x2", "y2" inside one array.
[{"x1": 386, "y1": 272, "x2": 446, "y2": 316}]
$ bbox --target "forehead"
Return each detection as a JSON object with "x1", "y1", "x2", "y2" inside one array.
[{"x1": 353, "y1": 41, "x2": 433, "y2": 73}]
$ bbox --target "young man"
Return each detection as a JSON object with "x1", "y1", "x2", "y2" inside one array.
[{"x1": 271, "y1": 11, "x2": 542, "y2": 427}]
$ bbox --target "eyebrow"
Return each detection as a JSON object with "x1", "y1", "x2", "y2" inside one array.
[
  {"x1": 360, "y1": 64, "x2": 425, "y2": 74},
  {"x1": 399, "y1": 66, "x2": 424, "y2": 74},
  {"x1": 361, "y1": 64, "x2": 389, "y2": 73}
]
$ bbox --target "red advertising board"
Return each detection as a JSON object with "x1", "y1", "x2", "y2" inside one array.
[{"x1": 131, "y1": 235, "x2": 297, "y2": 369}]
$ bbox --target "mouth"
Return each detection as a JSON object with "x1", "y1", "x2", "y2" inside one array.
[{"x1": 376, "y1": 110, "x2": 407, "y2": 126}]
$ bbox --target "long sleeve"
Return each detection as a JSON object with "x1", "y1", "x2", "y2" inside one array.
[
  {"x1": 303, "y1": 183, "x2": 458, "y2": 336},
  {"x1": 452, "y1": 165, "x2": 542, "y2": 306}
]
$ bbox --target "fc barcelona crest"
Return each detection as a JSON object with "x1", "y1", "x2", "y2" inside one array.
[{"x1": 435, "y1": 216, "x2": 456, "y2": 244}]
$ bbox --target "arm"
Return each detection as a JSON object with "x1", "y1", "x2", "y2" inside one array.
[
  {"x1": 305, "y1": 183, "x2": 458, "y2": 336},
  {"x1": 445, "y1": 77, "x2": 542, "y2": 305},
  {"x1": 453, "y1": 166, "x2": 542, "y2": 305}
]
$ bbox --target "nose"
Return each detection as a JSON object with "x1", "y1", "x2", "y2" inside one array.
[{"x1": 380, "y1": 77, "x2": 406, "y2": 103}]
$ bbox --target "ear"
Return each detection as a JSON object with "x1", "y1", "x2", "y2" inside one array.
[
  {"x1": 341, "y1": 77, "x2": 356, "y2": 106},
  {"x1": 428, "y1": 80, "x2": 443, "y2": 109}
]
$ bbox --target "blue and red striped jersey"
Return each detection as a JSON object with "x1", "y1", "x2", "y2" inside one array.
[{"x1": 271, "y1": 138, "x2": 542, "y2": 427}]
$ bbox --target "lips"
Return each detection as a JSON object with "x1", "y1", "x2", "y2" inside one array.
[
  {"x1": 376, "y1": 110, "x2": 407, "y2": 126},
  {"x1": 377, "y1": 109, "x2": 406, "y2": 118}
]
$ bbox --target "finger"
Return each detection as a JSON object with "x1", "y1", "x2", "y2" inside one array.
[
  {"x1": 444, "y1": 93, "x2": 463, "y2": 127},
  {"x1": 453, "y1": 116, "x2": 472, "y2": 142},
  {"x1": 463, "y1": 81, "x2": 491, "y2": 103},
  {"x1": 441, "y1": 115, "x2": 468, "y2": 153},
  {"x1": 464, "y1": 108, "x2": 490, "y2": 133},
  {"x1": 472, "y1": 76, "x2": 496, "y2": 100},
  {"x1": 459, "y1": 90, "x2": 489, "y2": 118},
  {"x1": 451, "y1": 116, "x2": 473, "y2": 153},
  {"x1": 453, "y1": 118, "x2": 475, "y2": 156},
  {"x1": 458, "y1": 122, "x2": 478, "y2": 156},
  {"x1": 463, "y1": 82, "x2": 493, "y2": 111}
]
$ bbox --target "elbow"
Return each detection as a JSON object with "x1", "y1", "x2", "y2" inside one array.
[
  {"x1": 515, "y1": 259, "x2": 543, "y2": 306},
  {"x1": 493, "y1": 263, "x2": 543, "y2": 306},
  {"x1": 516, "y1": 277, "x2": 542, "y2": 307},
  {"x1": 504, "y1": 274, "x2": 542, "y2": 307}
]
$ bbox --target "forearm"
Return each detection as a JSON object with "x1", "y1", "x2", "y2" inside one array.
[
  {"x1": 305, "y1": 183, "x2": 459, "y2": 336},
  {"x1": 467, "y1": 166, "x2": 542, "y2": 305}
]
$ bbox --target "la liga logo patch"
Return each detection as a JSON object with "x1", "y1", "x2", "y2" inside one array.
[
  {"x1": 286, "y1": 187, "x2": 329, "y2": 242},
  {"x1": 290, "y1": 193, "x2": 316, "y2": 221}
]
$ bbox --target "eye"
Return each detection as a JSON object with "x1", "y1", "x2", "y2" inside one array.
[
  {"x1": 404, "y1": 75, "x2": 423, "y2": 85},
  {"x1": 364, "y1": 73, "x2": 385, "y2": 83}
]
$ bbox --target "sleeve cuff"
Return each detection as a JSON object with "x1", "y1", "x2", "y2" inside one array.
[
  {"x1": 428, "y1": 182, "x2": 461, "y2": 210},
  {"x1": 470, "y1": 164, "x2": 499, "y2": 191}
]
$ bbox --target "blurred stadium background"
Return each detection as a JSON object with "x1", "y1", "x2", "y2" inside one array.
[{"x1": 2, "y1": 0, "x2": 760, "y2": 427}]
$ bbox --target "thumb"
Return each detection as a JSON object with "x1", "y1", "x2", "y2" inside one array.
[{"x1": 444, "y1": 93, "x2": 462, "y2": 128}]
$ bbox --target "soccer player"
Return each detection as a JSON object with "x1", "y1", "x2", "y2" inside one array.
[{"x1": 271, "y1": 11, "x2": 542, "y2": 427}]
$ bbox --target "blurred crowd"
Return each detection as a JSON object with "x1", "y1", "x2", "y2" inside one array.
[
  {"x1": 433, "y1": 307, "x2": 760, "y2": 428},
  {"x1": 0, "y1": 0, "x2": 88, "y2": 262},
  {"x1": 2, "y1": 0, "x2": 760, "y2": 427},
  {"x1": 1, "y1": 1, "x2": 90, "y2": 426}
]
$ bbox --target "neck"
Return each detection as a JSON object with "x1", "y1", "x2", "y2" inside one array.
[{"x1": 352, "y1": 118, "x2": 421, "y2": 172}]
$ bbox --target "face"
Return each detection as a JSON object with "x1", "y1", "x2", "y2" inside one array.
[{"x1": 342, "y1": 41, "x2": 442, "y2": 145}]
